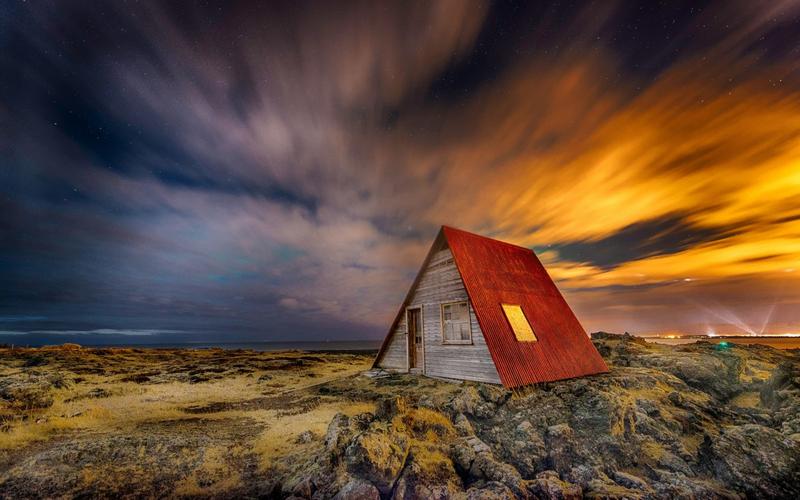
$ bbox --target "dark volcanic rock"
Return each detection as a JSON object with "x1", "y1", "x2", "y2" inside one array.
[
  {"x1": 393, "y1": 449, "x2": 463, "y2": 499},
  {"x1": 332, "y1": 478, "x2": 380, "y2": 500},
  {"x1": 465, "y1": 481, "x2": 515, "y2": 499},
  {"x1": 344, "y1": 424, "x2": 410, "y2": 495},
  {"x1": 700, "y1": 424, "x2": 800, "y2": 498},
  {"x1": 324, "y1": 413, "x2": 352, "y2": 457},
  {"x1": 468, "y1": 451, "x2": 525, "y2": 496},
  {"x1": 525, "y1": 470, "x2": 582, "y2": 499},
  {"x1": 545, "y1": 424, "x2": 578, "y2": 475}
]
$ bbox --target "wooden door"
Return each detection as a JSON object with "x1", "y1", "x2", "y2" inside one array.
[{"x1": 407, "y1": 308, "x2": 422, "y2": 369}]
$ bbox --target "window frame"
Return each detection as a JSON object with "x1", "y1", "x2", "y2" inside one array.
[
  {"x1": 440, "y1": 300, "x2": 473, "y2": 345},
  {"x1": 501, "y1": 303, "x2": 538, "y2": 342}
]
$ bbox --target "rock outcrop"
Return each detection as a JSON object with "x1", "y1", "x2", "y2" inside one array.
[{"x1": 307, "y1": 334, "x2": 800, "y2": 499}]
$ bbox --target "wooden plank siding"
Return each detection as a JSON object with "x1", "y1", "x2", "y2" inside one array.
[
  {"x1": 378, "y1": 313, "x2": 407, "y2": 370},
  {"x1": 376, "y1": 246, "x2": 501, "y2": 384}
]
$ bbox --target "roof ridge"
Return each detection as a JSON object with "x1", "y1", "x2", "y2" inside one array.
[{"x1": 441, "y1": 225, "x2": 533, "y2": 253}]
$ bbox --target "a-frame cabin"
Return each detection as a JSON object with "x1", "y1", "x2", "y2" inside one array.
[{"x1": 373, "y1": 226, "x2": 608, "y2": 388}]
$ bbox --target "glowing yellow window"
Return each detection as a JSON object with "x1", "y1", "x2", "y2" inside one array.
[{"x1": 501, "y1": 304, "x2": 537, "y2": 342}]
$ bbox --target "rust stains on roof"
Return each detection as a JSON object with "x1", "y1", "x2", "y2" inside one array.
[{"x1": 443, "y1": 226, "x2": 608, "y2": 387}]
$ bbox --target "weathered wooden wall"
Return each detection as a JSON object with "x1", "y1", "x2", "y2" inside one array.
[
  {"x1": 377, "y1": 312, "x2": 407, "y2": 370},
  {"x1": 377, "y1": 246, "x2": 501, "y2": 384}
]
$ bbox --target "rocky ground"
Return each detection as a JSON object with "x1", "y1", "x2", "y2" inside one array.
[{"x1": 1, "y1": 334, "x2": 799, "y2": 499}]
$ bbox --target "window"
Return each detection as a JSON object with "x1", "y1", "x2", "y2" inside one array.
[
  {"x1": 441, "y1": 301, "x2": 471, "y2": 344},
  {"x1": 502, "y1": 304, "x2": 537, "y2": 342}
]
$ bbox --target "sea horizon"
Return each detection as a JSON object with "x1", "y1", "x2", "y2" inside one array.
[
  {"x1": 0, "y1": 335, "x2": 383, "y2": 351},
  {"x1": 3, "y1": 332, "x2": 800, "y2": 350}
]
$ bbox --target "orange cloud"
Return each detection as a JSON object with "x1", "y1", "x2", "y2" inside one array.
[{"x1": 360, "y1": 3, "x2": 800, "y2": 334}]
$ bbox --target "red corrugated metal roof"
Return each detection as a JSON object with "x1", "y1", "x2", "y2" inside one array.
[{"x1": 443, "y1": 226, "x2": 608, "y2": 387}]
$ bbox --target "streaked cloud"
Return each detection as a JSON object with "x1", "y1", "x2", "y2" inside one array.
[{"x1": 2, "y1": 1, "x2": 800, "y2": 340}]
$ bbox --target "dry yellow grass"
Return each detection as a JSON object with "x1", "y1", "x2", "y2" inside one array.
[
  {"x1": 0, "y1": 348, "x2": 373, "y2": 451},
  {"x1": 393, "y1": 406, "x2": 455, "y2": 442},
  {"x1": 729, "y1": 391, "x2": 761, "y2": 408},
  {"x1": 173, "y1": 445, "x2": 245, "y2": 497},
  {"x1": 0, "y1": 405, "x2": 112, "y2": 450},
  {"x1": 253, "y1": 401, "x2": 375, "y2": 470},
  {"x1": 0, "y1": 347, "x2": 382, "y2": 497},
  {"x1": 0, "y1": 377, "x2": 256, "y2": 450}
]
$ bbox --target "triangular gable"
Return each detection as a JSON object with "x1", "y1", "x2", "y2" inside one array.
[
  {"x1": 373, "y1": 229, "x2": 447, "y2": 368},
  {"x1": 443, "y1": 226, "x2": 608, "y2": 387}
]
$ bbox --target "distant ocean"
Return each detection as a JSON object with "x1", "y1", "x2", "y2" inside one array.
[
  {"x1": 0, "y1": 336, "x2": 381, "y2": 351},
  {"x1": 125, "y1": 340, "x2": 383, "y2": 351}
]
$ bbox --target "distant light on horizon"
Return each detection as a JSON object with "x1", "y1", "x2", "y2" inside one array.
[{"x1": 645, "y1": 331, "x2": 800, "y2": 338}]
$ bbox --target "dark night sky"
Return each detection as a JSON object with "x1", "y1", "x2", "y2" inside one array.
[{"x1": 2, "y1": 1, "x2": 800, "y2": 345}]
